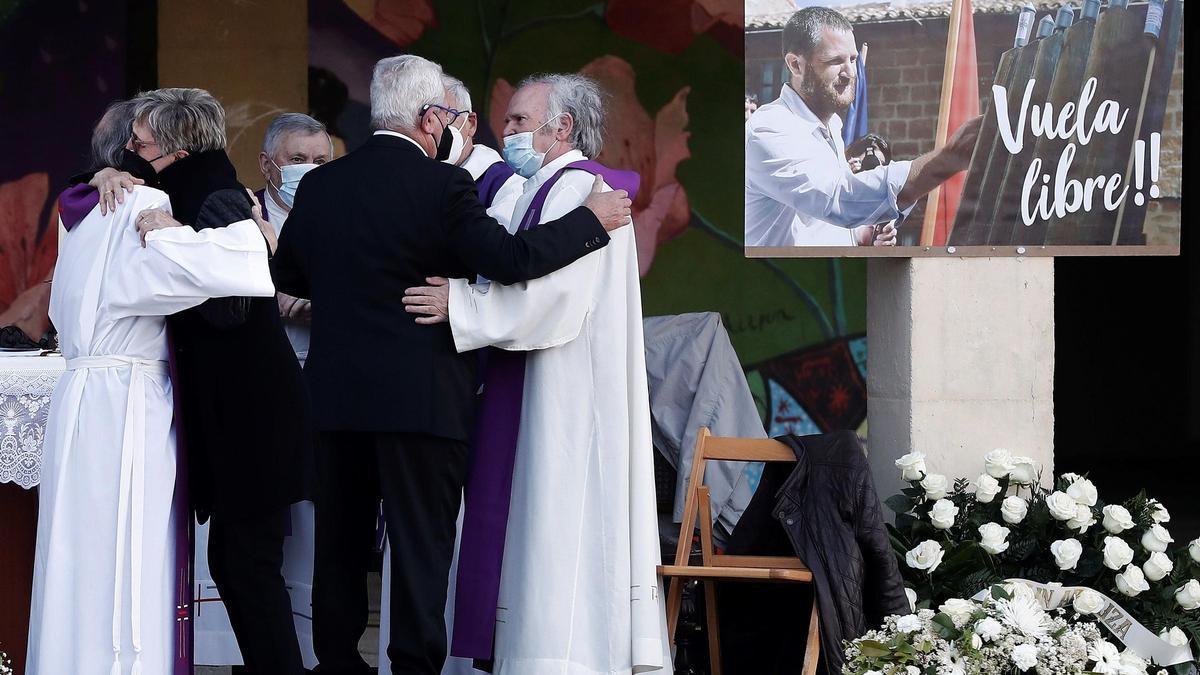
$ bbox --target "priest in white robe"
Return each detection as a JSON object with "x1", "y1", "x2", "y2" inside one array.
[
  {"x1": 26, "y1": 100, "x2": 275, "y2": 675},
  {"x1": 405, "y1": 73, "x2": 671, "y2": 675}
]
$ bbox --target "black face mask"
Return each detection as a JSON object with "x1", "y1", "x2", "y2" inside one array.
[
  {"x1": 434, "y1": 122, "x2": 454, "y2": 162},
  {"x1": 118, "y1": 149, "x2": 159, "y2": 182}
]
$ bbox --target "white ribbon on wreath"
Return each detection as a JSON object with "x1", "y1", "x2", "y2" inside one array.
[{"x1": 972, "y1": 579, "x2": 1196, "y2": 666}]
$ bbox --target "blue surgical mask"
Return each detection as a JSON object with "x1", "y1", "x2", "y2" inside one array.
[
  {"x1": 271, "y1": 161, "x2": 318, "y2": 208},
  {"x1": 501, "y1": 114, "x2": 562, "y2": 178}
]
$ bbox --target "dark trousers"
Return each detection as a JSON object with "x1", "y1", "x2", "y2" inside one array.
[
  {"x1": 312, "y1": 431, "x2": 469, "y2": 675},
  {"x1": 207, "y1": 506, "x2": 304, "y2": 675}
]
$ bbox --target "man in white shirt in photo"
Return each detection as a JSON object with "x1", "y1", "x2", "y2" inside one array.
[{"x1": 745, "y1": 6, "x2": 981, "y2": 247}]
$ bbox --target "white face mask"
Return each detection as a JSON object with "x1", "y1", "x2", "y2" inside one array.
[
  {"x1": 271, "y1": 160, "x2": 318, "y2": 208},
  {"x1": 441, "y1": 124, "x2": 466, "y2": 166},
  {"x1": 501, "y1": 114, "x2": 563, "y2": 178}
]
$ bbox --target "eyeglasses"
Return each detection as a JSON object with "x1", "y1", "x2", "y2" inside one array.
[
  {"x1": 129, "y1": 133, "x2": 160, "y2": 152},
  {"x1": 420, "y1": 104, "x2": 467, "y2": 125}
]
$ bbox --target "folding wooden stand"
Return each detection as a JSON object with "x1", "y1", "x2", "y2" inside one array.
[{"x1": 658, "y1": 427, "x2": 821, "y2": 675}]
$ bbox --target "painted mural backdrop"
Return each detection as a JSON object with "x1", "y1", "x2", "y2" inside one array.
[{"x1": 307, "y1": 0, "x2": 871, "y2": 445}]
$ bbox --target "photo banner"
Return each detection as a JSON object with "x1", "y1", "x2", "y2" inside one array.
[{"x1": 743, "y1": 0, "x2": 1184, "y2": 257}]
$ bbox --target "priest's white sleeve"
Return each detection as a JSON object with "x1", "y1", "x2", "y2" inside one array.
[
  {"x1": 447, "y1": 248, "x2": 602, "y2": 353},
  {"x1": 107, "y1": 192, "x2": 274, "y2": 318}
]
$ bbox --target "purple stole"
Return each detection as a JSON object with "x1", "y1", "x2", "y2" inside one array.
[
  {"x1": 167, "y1": 332, "x2": 194, "y2": 675},
  {"x1": 474, "y1": 160, "x2": 516, "y2": 208},
  {"x1": 450, "y1": 160, "x2": 640, "y2": 659}
]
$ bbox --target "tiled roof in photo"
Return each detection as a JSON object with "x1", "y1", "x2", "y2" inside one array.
[{"x1": 746, "y1": 0, "x2": 1070, "y2": 28}]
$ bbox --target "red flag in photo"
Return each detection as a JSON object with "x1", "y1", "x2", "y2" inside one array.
[{"x1": 920, "y1": 0, "x2": 980, "y2": 246}]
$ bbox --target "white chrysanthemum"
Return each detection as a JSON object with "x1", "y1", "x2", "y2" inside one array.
[{"x1": 996, "y1": 595, "x2": 1054, "y2": 639}]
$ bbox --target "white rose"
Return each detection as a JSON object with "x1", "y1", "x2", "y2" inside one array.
[
  {"x1": 1142, "y1": 524, "x2": 1173, "y2": 553},
  {"x1": 974, "y1": 474, "x2": 1001, "y2": 503},
  {"x1": 895, "y1": 452, "x2": 927, "y2": 481},
  {"x1": 1047, "y1": 491, "x2": 1079, "y2": 521},
  {"x1": 1143, "y1": 551, "x2": 1174, "y2": 582},
  {"x1": 1190, "y1": 537, "x2": 1200, "y2": 563},
  {"x1": 978, "y1": 523, "x2": 1011, "y2": 555},
  {"x1": 1103, "y1": 505, "x2": 1135, "y2": 534},
  {"x1": 1001, "y1": 496, "x2": 1029, "y2": 524},
  {"x1": 921, "y1": 473, "x2": 949, "y2": 500},
  {"x1": 1116, "y1": 564, "x2": 1150, "y2": 597},
  {"x1": 1176, "y1": 580, "x2": 1200, "y2": 611},
  {"x1": 1060, "y1": 472, "x2": 1083, "y2": 484},
  {"x1": 1160, "y1": 626, "x2": 1188, "y2": 647},
  {"x1": 1103, "y1": 537, "x2": 1136, "y2": 570},
  {"x1": 929, "y1": 499, "x2": 959, "y2": 530},
  {"x1": 895, "y1": 614, "x2": 923, "y2": 633},
  {"x1": 1011, "y1": 643, "x2": 1039, "y2": 671},
  {"x1": 1066, "y1": 478, "x2": 1098, "y2": 507},
  {"x1": 1051, "y1": 538, "x2": 1083, "y2": 570},
  {"x1": 906, "y1": 540, "x2": 945, "y2": 573},
  {"x1": 1073, "y1": 588, "x2": 1105, "y2": 614},
  {"x1": 1119, "y1": 650, "x2": 1148, "y2": 674},
  {"x1": 984, "y1": 448, "x2": 1014, "y2": 478},
  {"x1": 1149, "y1": 499, "x2": 1170, "y2": 523},
  {"x1": 1008, "y1": 456, "x2": 1039, "y2": 485},
  {"x1": 1068, "y1": 503, "x2": 1096, "y2": 533},
  {"x1": 975, "y1": 617, "x2": 1003, "y2": 642},
  {"x1": 905, "y1": 587, "x2": 918, "y2": 612},
  {"x1": 938, "y1": 598, "x2": 976, "y2": 628}
]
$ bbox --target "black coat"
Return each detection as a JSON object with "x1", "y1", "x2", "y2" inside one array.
[
  {"x1": 726, "y1": 431, "x2": 910, "y2": 675},
  {"x1": 271, "y1": 133, "x2": 609, "y2": 441},
  {"x1": 158, "y1": 150, "x2": 313, "y2": 518}
]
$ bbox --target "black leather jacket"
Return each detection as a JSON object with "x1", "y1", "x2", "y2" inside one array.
[{"x1": 727, "y1": 431, "x2": 909, "y2": 675}]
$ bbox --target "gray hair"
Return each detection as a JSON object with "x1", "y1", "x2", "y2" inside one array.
[
  {"x1": 782, "y1": 7, "x2": 854, "y2": 58},
  {"x1": 370, "y1": 55, "x2": 444, "y2": 131},
  {"x1": 262, "y1": 112, "x2": 330, "y2": 158},
  {"x1": 518, "y1": 73, "x2": 606, "y2": 158},
  {"x1": 442, "y1": 75, "x2": 472, "y2": 113},
  {"x1": 91, "y1": 99, "x2": 137, "y2": 168},
  {"x1": 132, "y1": 87, "x2": 227, "y2": 154}
]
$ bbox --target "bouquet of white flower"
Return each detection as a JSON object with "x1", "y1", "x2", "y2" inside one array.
[
  {"x1": 843, "y1": 585, "x2": 1157, "y2": 675},
  {"x1": 885, "y1": 450, "x2": 1200, "y2": 672},
  {"x1": 0, "y1": 647, "x2": 11, "y2": 675}
]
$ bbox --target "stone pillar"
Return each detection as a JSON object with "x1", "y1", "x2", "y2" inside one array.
[
  {"x1": 867, "y1": 257, "x2": 1055, "y2": 499},
  {"x1": 158, "y1": 0, "x2": 308, "y2": 181}
]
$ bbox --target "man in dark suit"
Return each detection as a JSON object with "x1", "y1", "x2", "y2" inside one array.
[{"x1": 271, "y1": 55, "x2": 632, "y2": 675}]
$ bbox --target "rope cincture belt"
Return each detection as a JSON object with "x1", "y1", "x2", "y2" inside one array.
[{"x1": 66, "y1": 355, "x2": 170, "y2": 675}]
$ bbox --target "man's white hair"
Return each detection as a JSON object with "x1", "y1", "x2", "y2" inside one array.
[
  {"x1": 442, "y1": 75, "x2": 472, "y2": 113},
  {"x1": 370, "y1": 55, "x2": 445, "y2": 131},
  {"x1": 519, "y1": 73, "x2": 606, "y2": 158}
]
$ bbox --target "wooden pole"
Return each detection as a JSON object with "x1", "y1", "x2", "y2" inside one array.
[{"x1": 920, "y1": 0, "x2": 965, "y2": 246}]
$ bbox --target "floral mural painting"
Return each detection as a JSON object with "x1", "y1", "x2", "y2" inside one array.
[{"x1": 0, "y1": 174, "x2": 57, "y2": 339}]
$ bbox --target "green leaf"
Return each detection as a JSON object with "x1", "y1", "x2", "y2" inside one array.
[
  {"x1": 992, "y1": 584, "x2": 1014, "y2": 600},
  {"x1": 856, "y1": 639, "x2": 891, "y2": 658},
  {"x1": 886, "y1": 494, "x2": 914, "y2": 515},
  {"x1": 931, "y1": 613, "x2": 963, "y2": 640}
]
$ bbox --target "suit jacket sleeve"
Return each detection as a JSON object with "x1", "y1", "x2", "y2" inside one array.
[
  {"x1": 191, "y1": 189, "x2": 261, "y2": 328},
  {"x1": 442, "y1": 169, "x2": 609, "y2": 285},
  {"x1": 270, "y1": 177, "x2": 312, "y2": 299}
]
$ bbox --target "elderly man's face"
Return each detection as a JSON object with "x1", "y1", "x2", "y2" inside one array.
[
  {"x1": 502, "y1": 83, "x2": 562, "y2": 154},
  {"x1": 259, "y1": 131, "x2": 332, "y2": 195},
  {"x1": 787, "y1": 28, "x2": 857, "y2": 119}
]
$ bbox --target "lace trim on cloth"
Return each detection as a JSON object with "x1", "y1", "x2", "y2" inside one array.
[{"x1": 0, "y1": 366, "x2": 62, "y2": 488}]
